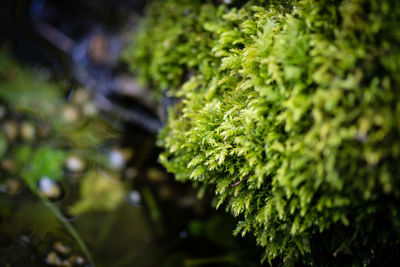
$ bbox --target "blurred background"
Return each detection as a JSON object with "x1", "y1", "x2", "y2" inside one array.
[{"x1": 0, "y1": 0, "x2": 261, "y2": 266}]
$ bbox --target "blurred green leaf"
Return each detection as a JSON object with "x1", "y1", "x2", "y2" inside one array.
[{"x1": 20, "y1": 146, "x2": 66, "y2": 186}]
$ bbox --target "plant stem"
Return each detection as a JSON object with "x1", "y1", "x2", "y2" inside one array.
[{"x1": 36, "y1": 190, "x2": 96, "y2": 266}]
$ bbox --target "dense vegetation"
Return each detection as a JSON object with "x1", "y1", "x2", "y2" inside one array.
[
  {"x1": 0, "y1": 51, "x2": 128, "y2": 265},
  {"x1": 125, "y1": 0, "x2": 400, "y2": 265}
]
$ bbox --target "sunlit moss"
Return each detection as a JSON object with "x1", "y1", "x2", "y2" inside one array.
[{"x1": 126, "y1": 0, "x2": 400, "y2": 264}]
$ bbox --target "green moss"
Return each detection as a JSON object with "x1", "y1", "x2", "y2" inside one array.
[{"x1": 126, "y1": 0, "x2": 400, "y2": 265}]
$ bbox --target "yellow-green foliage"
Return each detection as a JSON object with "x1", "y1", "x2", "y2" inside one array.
[
  {"x1": 1, "y1": 52, "x2": 67, "y2": 187},
  {"x1": 126, "y1": 0, "x2": 400, "y2": 265},
  {"x1": 0, "y1": 52, "x2": 123, "y2": 213}
]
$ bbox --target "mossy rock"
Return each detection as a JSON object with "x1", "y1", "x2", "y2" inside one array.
[{"x1": 125, "y1": 0, "x2": 400, "y2": 265}]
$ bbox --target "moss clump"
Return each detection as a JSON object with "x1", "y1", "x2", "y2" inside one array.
[{"x1": 125, "y1": 0, "x2": 400, "y2": 265}]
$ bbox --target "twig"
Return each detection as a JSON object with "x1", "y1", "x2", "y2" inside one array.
[
  {"x1": 33, "y1": 20, "x2": 74, "y2": 53},
  {"x1": 34, "y1": 20, "x2": 163, "y2": 134},
  {"x1": 94, "y1": 93, "x2": 163, "y2": 134},
  {"x1": 112, "y1": 75, "x2": 158, "y2": 113}
]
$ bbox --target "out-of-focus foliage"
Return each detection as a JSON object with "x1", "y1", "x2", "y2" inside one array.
[
  {"x1": 0, "y1": 53, "x2": 61, "y2": 114},
  {"x1": 0, "y1": 50, "x2": 123, "y2": 212},
  {"x1": 70, "y1": 171, "x2": 124, "y2": 216},
  {"x1": 0, "y1": 197, "x2": 62, "y2": 242},
  {"x1": 0, "y1": 50, "x2": 131, "y2": 265},
  {"x1": 126, "y1": 0, "x2": 400, "y2": 265}
]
